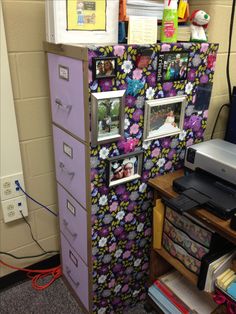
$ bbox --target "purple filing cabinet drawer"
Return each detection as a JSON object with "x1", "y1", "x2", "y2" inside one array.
[
  {"x1": 48, "y1": 53, "x2": 86, "y2": 141},
  {"x1": 53, "y1": 125, "x2": 87, "y2": 208},
  {"x1": 58, "y1": 183, "x2": 88, "y2": 264},
  {"x1": 61, "y1": 233, "x2": 89, "y2": 310}
]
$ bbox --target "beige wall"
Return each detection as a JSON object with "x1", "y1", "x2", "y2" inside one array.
[
  {"x1": 189, "y1": 0, "x2": 236, "y2": 139},
  {"x1": 0, "y1": 0, "x2": 235, "y2": 277},
  {"x1": 0, "y1": 0, "x2": 59, "y2": 277}
]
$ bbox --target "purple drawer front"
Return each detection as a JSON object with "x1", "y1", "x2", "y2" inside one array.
[
  {"x1": 58, "y1": 183, "x2": 88, "y2": 264},
  {"x1": 53, "y1": 125, "x2": 87, "y2": 208},
  {"x1": 61, "y1": 233, "x2": 89, "y2": 310},
  {"x1": 47, "y1": 53, "x2": 86, "y2": 141}
]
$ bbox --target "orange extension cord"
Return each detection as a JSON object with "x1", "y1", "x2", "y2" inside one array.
[{"x1": 0, "y1": 259, "x2": 62, "y2": 291}]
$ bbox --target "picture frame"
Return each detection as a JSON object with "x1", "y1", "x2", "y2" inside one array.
[
  {"x1": 45, "y1": 0, "x2": 119, "y2": 44},
  {"x1": 92, "y1": 57, "x2": 117, "y2": 80},
  {"x1": 136, "y1": 47, "x2": 153, "y2": 69},
  {"x1": 91, "y1": 90, "x2": 125, "y2": 146},
  {"x1": 157, "y1": 52, "x2": 189, "y2": 82},
  {"x1": 143, "y1": 95, "x2": 187, "y2": 141},
  {"x1": 107, "y1": 151, "x2": 143, "y2": 187}
]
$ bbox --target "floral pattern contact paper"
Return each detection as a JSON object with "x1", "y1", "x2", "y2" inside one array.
[{"x1": 88, "y1": 42, "x2": 218, "y2": 313}]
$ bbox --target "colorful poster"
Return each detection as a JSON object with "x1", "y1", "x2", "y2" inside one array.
[{"x1": 67, "y1": 0, "x2": 106, "y2": 31}]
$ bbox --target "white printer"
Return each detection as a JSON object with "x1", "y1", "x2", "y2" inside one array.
[
  {"x1": 185, "y1": 139, "x2": 236, "y2": 186},
  {"x1": 171, "y1": 139, "x2": 236, "y2": 220}
]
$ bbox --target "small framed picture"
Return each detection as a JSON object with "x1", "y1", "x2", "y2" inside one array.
[
  {"x1": 136, "y1": 48, "x2": 153, "y2": 69},
  {"x1": 143, "y1": 95, "x2": 187, "y2": 141},
  {"x1": 91, "y1": 90, "x2": 125, "y2": 146},
  {"x1": 107, "y1": 151, "x2": 143, "y2": 187},
  {"x1": 157, "y1": 52, "x2": 189, "y2": 82},
  {"x1": 92, "y1": 57, "x2": 117, "y2": 80}
]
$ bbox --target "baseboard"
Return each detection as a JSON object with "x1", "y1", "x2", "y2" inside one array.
[{"x1": 0, "y1": 254, "x2": 60, "y2": 291}]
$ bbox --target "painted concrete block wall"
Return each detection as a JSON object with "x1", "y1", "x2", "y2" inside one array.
[
  {"x1": 0, "y1": 0, "x2": 235, "y2": 277},
  {"x1": 189, "y1": 0, "x2": 236, "y2": 139},
  {"x1": 0, "y1": 0, "x2": 59, "y2": 277}
]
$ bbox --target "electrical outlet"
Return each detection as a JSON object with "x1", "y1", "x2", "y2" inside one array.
[
  {"x1": 1, "y1": 195, "x2": 28, "y2": 223},
  {"x1": 0, "y1": 173, "x2": 25, "y2": 201}
]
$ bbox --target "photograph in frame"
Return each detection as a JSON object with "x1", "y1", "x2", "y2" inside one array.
[
  {"x1": 91, "y1": 90, "x2": 125, "y2": 146},
  {"x1": 45, "y1": 0, "x2": 119, "y2": 44},
  {"x1": 107, "y1": 151, "x2": 143, "y2": 187},
  {"x1": 143, "y1": 95, "x2": 187, "y2": 141},
  {"x1": 92, "y1": 57, "x2": 117, "y2": 80},
  {"x1": 67, "y1": 0, "x2": 106, "y2": 31},
  {"x1": 157, "y1": 52, "x2": 189, "y2": 82}
]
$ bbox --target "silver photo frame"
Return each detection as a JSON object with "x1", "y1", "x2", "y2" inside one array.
[
  {"x1": 91, "y1": 90, "x2": 126, "y2": 146},
  {"x1": 143, "y1": 95, "x2": 187, "y2": 141},
  {"x1": 107, "y1": 151, "x2": 143, "y2": 187}
]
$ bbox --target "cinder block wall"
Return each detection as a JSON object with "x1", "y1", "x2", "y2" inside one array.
[
  {"x1": 189, "y1": 0, "x2": 236, "y2": 139},
  {"x1": 0, "y1": 0, "x2": 235, "y2": 277},
  {"x1": 0, "y1": 1, "x2": 59, "y2": 277}
]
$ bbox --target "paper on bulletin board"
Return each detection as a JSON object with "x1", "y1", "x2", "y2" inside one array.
[
  {"x1": 67, "y1": 0, "x2": 106, "y2": 31},
  {"x1": 128, "y1": 16, "x2": 157, "y2": 45}
]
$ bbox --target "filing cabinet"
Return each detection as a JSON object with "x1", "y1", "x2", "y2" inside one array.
[{"x1": 45, "y1": 41, "x2": 218, "y2": 314}]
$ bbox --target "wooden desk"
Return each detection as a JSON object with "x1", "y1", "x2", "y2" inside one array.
[{"x1": 149, "y1": 169, "x2": 236, "y2": 245}]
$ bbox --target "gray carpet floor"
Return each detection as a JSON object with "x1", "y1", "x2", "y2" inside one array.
[{"x1": 0, "y1": 278, "x2": 156, "y2": 314}]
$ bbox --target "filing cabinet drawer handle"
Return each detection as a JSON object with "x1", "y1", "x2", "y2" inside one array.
[
  {"x1": 55, "y1": 98, "x2": 72, "y2": 113},
  {"x1": 63, "y1": 219, "x2": 78, "y2": 239},
  {"x1": 66, "y1": 266, "x2": 80, "y2": 288},
  {"x1": 59, "y1": 162, "x2": 75, "y2": 178}
]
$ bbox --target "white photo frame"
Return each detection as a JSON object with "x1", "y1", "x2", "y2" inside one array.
[
  {"x1": 143, "y1": 95, "x2": 187, "y2": 141},
  {"x1": 45, "y1": 0, "x2": 119, "y2": 44},
  {"x1": 91, "y1": 90, "x2": 126, "y2": 146}
]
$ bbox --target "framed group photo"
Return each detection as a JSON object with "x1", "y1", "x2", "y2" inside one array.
[
  {"x1": 91, "y1": 90, "x2": 125, "y2": 146},
  {"x1": 92, "y1": 57, "x2": 117, "y2": 80},
  {"x1": 157, "y1": 52, "x2": 189, "y2": 82},
  {"x1": 143, "y1": 95, "x2": 187, "y2": 141},
  {"x1": 107, "y1": 151, "x2": 143, "y2": 187}
]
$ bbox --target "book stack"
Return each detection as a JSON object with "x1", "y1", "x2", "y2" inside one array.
[
  {"x1": 198, "y1": 249, "x2": 236, "y2": 292},
  {"x1": 148, "y1": 271, "x2": 218, "y2": 314},
  {"x1": 126, "y1": 0, "x2": 164, "y2": 19}
]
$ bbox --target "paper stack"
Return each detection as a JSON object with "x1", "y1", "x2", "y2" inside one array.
[
  {"x1": 148, "y1": 271, "x2": 218, "y2": 314},
  {"x1": 126, "y1": 0, "x2": 164, "y2": 19}
]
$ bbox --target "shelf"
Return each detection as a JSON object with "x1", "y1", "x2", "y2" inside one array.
[{"x1": 154, "y1": 247, "x2": 198, "y2": 286}]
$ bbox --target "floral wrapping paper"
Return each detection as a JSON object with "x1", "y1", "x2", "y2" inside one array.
[
  {"x1": 164, "y1": 219, "x2": 209, "y2": 260},
  {"x1": 88, "y1": 42, "x2": 218, "y2": 313},
  {"x1": 165, "y1": 206, "x2": 212, "y2": 248}
]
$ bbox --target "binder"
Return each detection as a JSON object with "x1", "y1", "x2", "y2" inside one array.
[
  {"x1": 153, "y1": 199, "x2": 164, "y2": 249},
  {"x1": 197, "y1": 245, "x2": 235, "y2": 290},
  {"x1": 154, "y1": 279, "x2": 190, "y2": 314},
  {"x1": 148, "y1": 284, "x2": 182, "y2": 314}
]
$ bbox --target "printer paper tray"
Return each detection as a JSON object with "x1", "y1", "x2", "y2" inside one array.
[{"x1": 173, "y1": 171, "x2": 236, "y2": 220}]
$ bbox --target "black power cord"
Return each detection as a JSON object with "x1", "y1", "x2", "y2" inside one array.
[
  {"x1": 19, "y1": 210, "x2": 47, "y2": 253},
  {"x1": 210, "y1": 0, "x2": 235, "y2": 139},
  {"x1": 210, "y1": 104, "x2": 230, "y2": 139},
  {"x1": 0, "y1": 212, "x2": 59, "y2": 260},
  {"x1": 226, "y1": 0, "x2": 236, "y2": 104},
  {"x1": 0, "y1": 251, "x2": 59, "y2": 260}
]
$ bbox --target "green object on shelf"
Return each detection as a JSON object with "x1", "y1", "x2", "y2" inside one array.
[{"x1": 161, "y1": 0, "x2": 178, "y2": 43}]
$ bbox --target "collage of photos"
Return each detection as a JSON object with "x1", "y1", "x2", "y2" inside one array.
[{"x1": 91, "y1": 52, "x2": 189, "y2": 184}]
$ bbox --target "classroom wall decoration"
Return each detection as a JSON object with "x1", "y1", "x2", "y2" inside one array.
[{"x1": 88, "y1": 42, "x2": 218, "y2": 313}]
